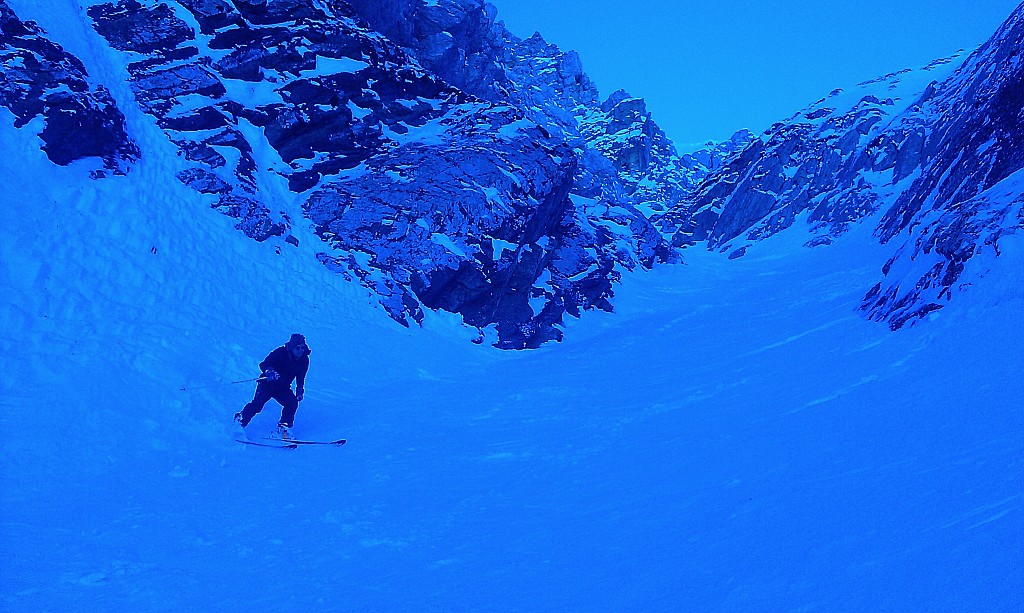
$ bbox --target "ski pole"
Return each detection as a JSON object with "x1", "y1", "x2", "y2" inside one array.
[{"x1": 179, "y1": 376, "x2": 265, "y2": 392}]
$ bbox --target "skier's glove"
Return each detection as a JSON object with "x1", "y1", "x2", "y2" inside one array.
[
  {"x1": 263, "y1": 369, "x2": 280, "y2": 381},
  {"x1": 296, "y1": 388, "x2": 304, "y2": 402}
]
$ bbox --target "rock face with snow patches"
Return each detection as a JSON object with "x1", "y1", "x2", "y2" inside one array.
[
  {"x1": 1, "y1": 0, "x2": 1021, "y2": 344},
  {"x1": 70, "y1": 0, "x2": 744, "y2": 348},
  {"x1": 655, "y1": 4, "x2": 1024, "y2": 328},
  {"x1": 864, "y1": 7, "x2": 1024, "y2": 328},
  {"x1": 0, "y1": 1, "x2": 138, "y2": 174},
  {"x1": 652, "y1": 54, "x2": 975, "y2": 255},
  {"x1": 346, "y1": 0, "x2": 749, "y2": 215}
]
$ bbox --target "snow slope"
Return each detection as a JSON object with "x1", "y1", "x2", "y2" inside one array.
[{"x1": 2, "y1": 80, "x2": 1023, "y2": 612}]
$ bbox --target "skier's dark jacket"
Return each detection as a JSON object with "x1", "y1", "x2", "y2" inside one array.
[{"x1": 260, "y1": 344, "x2": 311, "y2": 390}]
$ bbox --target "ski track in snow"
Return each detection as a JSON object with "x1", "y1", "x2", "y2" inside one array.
[{"x1": 2, "y1": 52, "x2": 1024, "y2": 613}]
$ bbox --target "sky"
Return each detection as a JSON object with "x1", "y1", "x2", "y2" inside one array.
[{"x1": 488, "y1": 0, "x2": 1022, "y2": 146}]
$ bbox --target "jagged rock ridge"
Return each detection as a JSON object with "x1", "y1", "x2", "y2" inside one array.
[{"x1": 654, "y1": 4, "x2": 1024, "y2": 328}]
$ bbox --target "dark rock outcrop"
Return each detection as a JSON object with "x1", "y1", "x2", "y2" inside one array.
[{"x1": 0, "y1": 0, "x2": 138, "y2": 174}]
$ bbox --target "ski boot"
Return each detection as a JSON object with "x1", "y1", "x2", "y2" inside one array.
[{"x1": 276, "y1": 423, "x2": 293, "y2": 440}]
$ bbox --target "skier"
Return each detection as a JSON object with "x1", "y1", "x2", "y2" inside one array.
[{"x1": 235, "y1": 334, "x2": 311, "y2": 438}]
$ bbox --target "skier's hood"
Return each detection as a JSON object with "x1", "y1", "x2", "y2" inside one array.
[{"x1": 286, "y1": 333, "x2": 311, "y2": 357}]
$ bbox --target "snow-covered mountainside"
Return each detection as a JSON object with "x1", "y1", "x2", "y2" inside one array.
[
  {"x1": 0, "y1": 0, "x2": 743, "y2": 349},
  {"x1": 655, "y1": 3, "x2": 1024, "y2": 329},
  {"x1": 2, "y1": 0, "x2": 761, "y2": 347},
  {"x1": 2, "y1": 2, "x2": 1023, "y2": 611},
  {"x1": 3, "y1": 85, "x2": 1023, "y2": 609},
  {"x1": 1, "y1": 0, "x2": 1022, "y2": 345},
  {"x1": 0, "y1": 1, "x2": 138, "y2": 172}
]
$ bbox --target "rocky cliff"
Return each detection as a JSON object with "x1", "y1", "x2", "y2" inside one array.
[
  {"x1": 1, "y1": 0, "x2": 748, "y2": 348},
  {"x1": 1, "y1": 1, "x2": 138, "y2": 174},
  {"x1": 2, "y1": 0, "x2": 1021, "y2": 344},
  {"x1": 865, "y1": 6, "x2": 1024, "y2": 327},
  {"x1": 655, "y1": 4, "x2": 1024, "y2": 328}
]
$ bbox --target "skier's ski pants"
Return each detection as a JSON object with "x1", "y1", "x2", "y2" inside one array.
[{"x1": 240, "y1": 382, "x2": 298, "y2": 427}]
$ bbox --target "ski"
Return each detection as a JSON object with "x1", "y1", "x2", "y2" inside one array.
[
  {"x1": 264, "y1": 437, "x2": 346, "y2": 446},
  {"x1": 236, "y1": 438, "x2": 298, "y2": 449}
]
